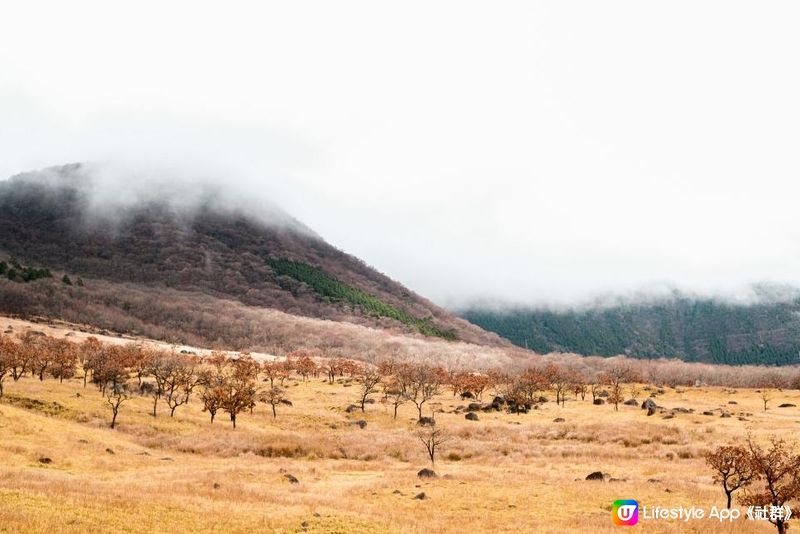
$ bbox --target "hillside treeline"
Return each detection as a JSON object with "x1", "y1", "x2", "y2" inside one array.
[{"x1": 463, "y1": 297, "x2": 800, "y2": 366}]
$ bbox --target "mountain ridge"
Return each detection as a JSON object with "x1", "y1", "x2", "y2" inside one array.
[{"x1": 0, "y1": 164, "x2": 506, "y2": 350}]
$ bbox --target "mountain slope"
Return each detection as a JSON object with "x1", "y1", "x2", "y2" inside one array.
[
  {"x1": 0, "y1": 164, "x2": 505, "y2": 349},
  {"x1": 462, "y1": 293, "x2": 800, "y2": 365}
]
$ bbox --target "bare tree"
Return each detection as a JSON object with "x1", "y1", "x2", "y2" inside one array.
[
  {"x1": 294, "y1": 354, "x2": 317, "y2": 382},
  {"x1": 417, "y1": 425, "x2": 450, "y2": 466},
  {"x1": 261, "y1": 360, "x2": 280, "y2": 388},
  {"x1": 28, "y1": 335, "x2": 53, "y2": 381},
  {"x1": 48, "y1": 338, "x2": 77, "y2": 383},
  {"x1": 106, "y1": 382, "x2": 130, "y2": 429},
  {"x1": 761, "y1": 389, "x2": 773, "y2": 411},
  {"x1": 198, "y1": 369, "x2": 225, "y2": 423},
  {"x1": 221, "y1": 356, "x2": 259, "y2": 428},
  {"x1": 601, "y1": 365, "x2": 638, "y2": 411},
  {"x1": 543, "y1": 364, "x2": 570, "y2": 407},
  {"x1": 358, "y1": 365, "x2": 382, "y2": 412},
  {"x1": 402, "y1": 364, "x2": 442, "y2": 421},
  {"x1": 79, "y1": 336, "x2": 103, "y2": 387},
  {"x1": 382, "y1": 377, "x2": 406, "y2": 420},
  {"x1": 706, "y1": 445, "x2": 756, "y2": 508},
  {"x1": 741, "y1": 437, "x2": 800, "y2": 534},
  {"x1": 260, "y1": 386, "x2": 285, "y2": 418},
  {"x1": 589, "y1": 381, "x2": 601, "y2": 402},
  {"x1": 163, "y1": 356, "x2": 199, "y2": 417}
]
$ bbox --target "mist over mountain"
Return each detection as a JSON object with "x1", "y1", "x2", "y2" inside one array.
[
  {"x1": 0, "y1": 164, "x2": 504, "y2": 349},
  {"x1": 461, "y1": 289, "x2": 800, "y2": 366}
]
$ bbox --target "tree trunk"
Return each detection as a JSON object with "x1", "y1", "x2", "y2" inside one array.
[
  {"x1": 152, "y1": 397, "x2": 158, "y2": 417},
  {"x1": 210, "y1": 411, "x2": 216, "y2": 423},
  {"x1": 110, "y1": 409, "x2": 118, "y2": 429},
  {"x1": 725, "y1": 492, "x2": 732, "y2": 509},
  {"x1": 393, "y1": 404, "x2": 399, "y2": 419},
  {"x1": 231, "y1": 413, "x2": 236, "y2": 429},
  {"x1": 272, "y1": 404, "x2": 276, "y2": 418}
]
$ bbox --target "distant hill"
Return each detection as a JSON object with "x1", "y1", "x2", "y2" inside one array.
[
  {"x1": 461, "y1": 293, "x2": 800, "y2": 366},
  {"x1": 0, "y1": 164, "x2": 505, "y2": 350}
]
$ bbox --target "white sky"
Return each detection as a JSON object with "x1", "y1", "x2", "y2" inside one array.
[{"x1": 1, "y1": 1, "x2": 800, "y2": 307}]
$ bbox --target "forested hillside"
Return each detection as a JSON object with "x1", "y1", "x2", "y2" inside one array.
[
  {"x1": 0, "y1": 164, "x2": 500, "y2": 348},
  {"x1": 462, "y1": 295, "x2": 800, "y2": 365}
]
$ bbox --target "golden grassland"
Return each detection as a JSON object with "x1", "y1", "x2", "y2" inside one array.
[{"x1": 2, "y1": 365, "x2": 800, "y2": 534}]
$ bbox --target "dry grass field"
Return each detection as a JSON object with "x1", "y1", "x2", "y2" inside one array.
[{"x1": 1, "y1": 319, "x2": 798, "y2": 533}]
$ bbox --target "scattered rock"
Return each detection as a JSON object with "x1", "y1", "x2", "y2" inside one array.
[
  {"x1": 418, "y1": 468, "x2": 437, "y2": 478},
  {"x1": 671, "y1": 407, "x2": 692, "y2": 413},
  {"x1": 313, "y1": 512, "x2": 321, "y2": 517},
  {"x1": 779, "y1": 404, "x2": 796, "y2": 408},
  {"x1": 647, "y1": 406, "x2": 656, "y2": 416},
  {"x1": 460, "y1": 391, "x2": 474, "y2": 399},
  {"x1": 623, "y1": 399, "x2": 638, "y2": 406},
  {"x1": 417, "y1": 417, "x2": 436, "y2": 426},
  {"x1": 641, "y1": 398, "x2": 658, "y2": 411},
  {"x1": 553, "y1": 417, "x2": 565, "y2": 423},
  {"x1": 720, "y1": 412, "x2": 732, "y2": 418},
  {"x1": 609, "y1": 477, "x2": 627, "y2": 482},
  {"x1": 38, "y1": 457, "x2": 52, "y2": 464},
  {"x1": 413, "y1": 492, "x2": 427, "y2": 500},
  {"x1": 728, "y1": 401, "x2": 738, "y2": 405},
  {"x1": 585, "y1": 471, "x2": 605, "y2": 481},
  {"x1": 279, "y1": 399, "x2": 293, "y2": 406},
  {"x1": 593, "y1": 398, "x2": 605, "y2": 405},
  {"x1": 105, "y1": 448, "x2": 115, "y2": 455},
  {"x1": 213, "y1": 483, "x2": 220, "y2": 490},
  {"x1": 647, "y1": 478, "x2": 661, "y2": 483},
  {"x1": 284, "y1": 474, "x2": 300, "y2": 484},
  {"x1": 598, "y1": 391, "x2": 610, "y2": 398},
  {"x1": 353, "y1": 419, "x2": 367, "y2": 429},
  {"x1": 467, "y1": 403, "x2": 482, "y2": 412},
  {"x1": 538, "y1": 396, "x2": 549, "y2": 403},
  {"x1": 465, "y1": 412, "x2": 479, "y2": 421},
  {"x1": 702, "y1": 411, "x2": 714, "y2": 416},
  {"x1": 161, "y1": 457, "x2": 173, "y2": 461},
  {"x1": 344, "y1": 405, "x2": 359, "y2": 413},
  {"x1": 662, "y1": 414, "x2": 675, "y2": 419},
  {"x1": 392, "y1": 490, "x2": 403, "y2": 495}
]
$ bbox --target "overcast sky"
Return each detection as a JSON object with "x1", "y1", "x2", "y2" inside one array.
[{"x1": 2, "y1": 2, "x2": 800, "y2": 307}]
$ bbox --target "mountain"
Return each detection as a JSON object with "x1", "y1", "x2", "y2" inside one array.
[
  {"x1": 0, "y1": 164, "x2": 506, "y2": 351},
  {"x1": 461, "y1": 292, "x2": 800, "y2": 366}
]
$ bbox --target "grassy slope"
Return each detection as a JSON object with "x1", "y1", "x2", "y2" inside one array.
[{"x1": 1, "y1": 329, "x2": 797, "y2": 532}]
